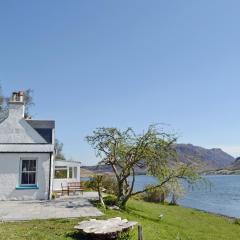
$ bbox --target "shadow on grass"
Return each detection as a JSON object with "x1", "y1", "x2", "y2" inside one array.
[
  {"x1": 92, "y1": 199, "x2": 162, "y2": 224},
  {"x1": 66, "y1": 231, "x2": 90, "y2": 240},
  {"x1": 66, "y1": 230, "x2": 134, "y2": 240},
  {"x1": 123, "y1": 206, "x2": 163, "y2": 224}
]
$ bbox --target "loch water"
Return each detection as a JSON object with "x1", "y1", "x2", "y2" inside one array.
[{"x1": 132, "y1": 175, "x2": 240, "y2": 218}]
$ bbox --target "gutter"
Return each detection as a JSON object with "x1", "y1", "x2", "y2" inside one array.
[{"x1": 48, "y1": 152, "x2": 53, "y2": 200}]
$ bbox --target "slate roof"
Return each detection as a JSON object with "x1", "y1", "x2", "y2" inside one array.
[
  {"x1": 26, "y1": 120, "x2": 55, "y2": 129},
  {"x1": 26, "y1": 120, "x2": 55, "y2": 144},
  {"x1": 0, "y1": 112, "x2": 55, "y2": 152},
  {"x1": 0, "y1": 118, "x2": 47, "y2": 144}
]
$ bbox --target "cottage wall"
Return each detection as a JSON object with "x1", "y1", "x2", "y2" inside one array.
[{"x1": 0, "y1": 153, "x2": 51, "y2": 200}]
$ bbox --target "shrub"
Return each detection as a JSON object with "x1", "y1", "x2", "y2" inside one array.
[
  {"x1": 83, "y1": 180, "x2": 94, "y2": 190},
  {"x1": 131, "y1": 193, "x2": 145, "y2": 201},
  {"x1": 103, "y1": 195, "x2": 118, "y2": 206},
  {"x1": 85, "y1": 175, "x2": 118, "y2": 195},
  {"x1": 101, "y1": 175, "x2": 118, "y2": 195},
  {"x1": 234, "y1": 219, "x2": 240, "y2": 225},
  {"x1": 143, "y1": 184, "x2": 167, "y2": 203},
  {"x1": 51, "y1": 192, "x2": 57, "y2": 200}
]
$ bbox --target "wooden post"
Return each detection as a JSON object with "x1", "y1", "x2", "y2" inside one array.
[{"x1": 138, "y1": 224, "x2": 143, "y2": 240}]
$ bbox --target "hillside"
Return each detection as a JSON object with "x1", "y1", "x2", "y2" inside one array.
[
  {"x1": 228, "y1": 157, "x2": 240, "y2": 170},
  {"x1": 80, "y1": 168, "x2": 94, "y2": 178},
  {"x1": 176, "y1": 144, "x2": 235, "y2": 170},
  {"x1": 82, "y1": 144, "x2": 235, "y2": 173}
]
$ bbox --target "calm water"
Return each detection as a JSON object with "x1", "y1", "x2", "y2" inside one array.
[{"x1": 132, "y1": 175, "x2": 240, "y2": 218}]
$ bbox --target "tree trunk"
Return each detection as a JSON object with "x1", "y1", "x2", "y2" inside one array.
[
  {"x1": 117, "y1": 181, "x2": 124, "y2": 200},
  {"x1": 118, "y1": 196, "x2": 128, "y2": 210},
  {"x1": 117, "y1": 181, "x2": 129, "y2": 209},
  {"x1": 97, "y1": 185, "x2": 105, "y2": 208},
  {"x1": 117, "y1": 170, "x2": 135, "y2": 209},
  {"x1": 170, "y1": 193, "x2": 177, "y2": 205},
  {"x1": 160, "y1": 192, "x2": 165, "y2": 204},
  {"x1": 118, "y1": 191, "x2": 132, "y2": 210}
]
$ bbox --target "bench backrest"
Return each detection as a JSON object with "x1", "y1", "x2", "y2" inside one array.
[{"x1": 68, "y1": 182, "x2": 81, "y2": 187}]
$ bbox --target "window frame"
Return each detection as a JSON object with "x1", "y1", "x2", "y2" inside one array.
[
  {"x1": 54, "y1": 166, "x2": 78, "y2": 179},
  {"x1": 54, "y1": 166, "x2": 68, "y2": 179},
  {"x1": 73, "y1": 167, "x2": 78, "y2": 179},
  {"x1": 19, "y1": 158, "x2": 38, "y2": 186},
  {"x1": 69, "y1": 167, "x2": 73, "y2": 178}
]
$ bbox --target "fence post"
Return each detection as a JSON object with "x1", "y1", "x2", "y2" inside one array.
[{"x1": 138, "y1": 224, "x2": 143, "y2": 240}]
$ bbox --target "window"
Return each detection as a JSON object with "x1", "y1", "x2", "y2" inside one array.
[
  {"x1": 69, "y1": 167, "x2": 73, "y2": 178},
  {"x1": 21, "y1": 160, "x2": 37, "y2": 185},
  {"x1": 54, "y1": 166, "x2": 67, "y2": 179},
  {"x1": 74, "y1": 167, "x2": 77, "y2": 179},
  {"x1": 54, "y1": 166, "x2": 78, "y2": 179}
]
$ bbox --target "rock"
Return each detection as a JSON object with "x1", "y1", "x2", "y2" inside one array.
[
  {"x1": 108, "y1": 205, "x2": 120, "y2": 210},
  {"x1": 74, "y1": 217, "x2": 137, "y2": 240}
]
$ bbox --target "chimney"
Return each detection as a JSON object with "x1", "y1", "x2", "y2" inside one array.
[{"x1": 8, "y1": 91, "x2": 25, "y2": 119}]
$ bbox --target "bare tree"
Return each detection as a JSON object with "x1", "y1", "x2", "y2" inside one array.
[
  {"x1": 0, "y1": 87, "x2": 34, "y2": 118},
  {"x1": 55, "y1": 139, "x2": 66, "y2": 160},
  {"x1": 23, "y1": 89, "x2": 34, "y2": 119}
]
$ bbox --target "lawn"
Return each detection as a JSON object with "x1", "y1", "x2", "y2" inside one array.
[{"x1": 0, "y1": 199, "x2": 239, "y2": 240}]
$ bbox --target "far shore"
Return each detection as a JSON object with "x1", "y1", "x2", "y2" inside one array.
[
  {"x1": 202, "y1": 169, "x2": 240, "y2": 176},
  {"x1": 81, "y1": 167, "x2": 240, "y2": 179}
]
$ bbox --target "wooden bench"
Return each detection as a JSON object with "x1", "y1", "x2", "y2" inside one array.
[{"x1": 61, "y1": 182, "x2": 85, "y2": 196}]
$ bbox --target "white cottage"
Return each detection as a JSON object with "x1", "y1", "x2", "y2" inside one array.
[{"x1": 0, "y1": 91, "x2": 55, "y2": 200}]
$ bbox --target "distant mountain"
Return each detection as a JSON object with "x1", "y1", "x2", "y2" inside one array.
[
  {"x1": 82, "y1": 144, "x2": 235, "y2": 174},
  {"x1": 82, "y1": 162, "x2": 146, "y2": 175},
  {"x1": 176, "y1": 144, "x2": 235, "y2": 170},
  {"x1": 83, "y1": 164, "x2": 113, "y2": 174},
  {"x1": 228, "y1": 157, "x2": 240, "y2": 170}
]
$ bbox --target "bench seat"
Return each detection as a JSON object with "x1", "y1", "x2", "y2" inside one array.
[{"x1": 61, "y1": 182, "x2": 85, "y2": 196}]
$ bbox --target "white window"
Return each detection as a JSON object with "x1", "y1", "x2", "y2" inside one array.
[
  {"x1": 21, "y1": 159, "x2": 37, "y2": 185},
  {"x1": 74, "y1": 167, "x2": 77, "y2": 179},
  {"x1": 69, "y1": 167, "x2": 73, "y2": 178},
  {"x1": 54, "y1": 166, "x2": 78, "y2": 179},
  {"x1": 55, "y1": 166, "x2": 67, "y2": 179}
]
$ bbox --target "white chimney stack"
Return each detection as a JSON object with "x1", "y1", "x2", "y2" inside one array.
[{"x1": 8, "y1": 91, "x2": 25, "y2": 119}]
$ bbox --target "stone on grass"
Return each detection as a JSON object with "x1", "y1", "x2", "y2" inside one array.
[
  {"x1": 74, "y1": 217, "x2": 137, "y2": 240},
  {"x1": 108, "y1": 205, "x2": 120, "y2": 210}
]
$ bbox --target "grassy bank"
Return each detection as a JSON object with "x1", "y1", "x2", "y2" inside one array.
[{"x1": 0, "y1": 199, "x2": 239, "y2": 240}]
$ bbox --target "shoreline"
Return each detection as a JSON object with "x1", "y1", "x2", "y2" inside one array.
[
  {"x1": 202, "y1": 170, "x2": 240, "y2": 176},
  {"x1": 178, "y1": 204, "x2": 239, "y2": 221}
]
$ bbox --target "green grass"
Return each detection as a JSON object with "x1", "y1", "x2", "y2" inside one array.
[{"x1": 0, "y1": 199, "x2": 239, "y2": 240}]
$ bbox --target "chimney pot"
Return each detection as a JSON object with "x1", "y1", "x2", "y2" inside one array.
[
  {"x1": 11, "y1": 91, "x2": 24, "y2": 103},
  {"x1": 8, "y1": 91, "x2": 25, "y2": 119}
]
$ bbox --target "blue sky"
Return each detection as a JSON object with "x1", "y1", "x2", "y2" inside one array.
[{"x1": 1, "y1": 1, "x2": 240, "y2": 164}]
